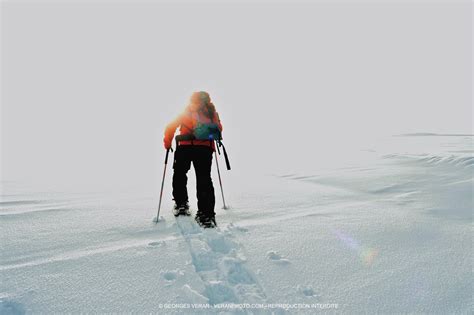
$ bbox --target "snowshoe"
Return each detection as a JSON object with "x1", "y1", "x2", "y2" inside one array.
[
  {"x1": 173, "y1": 202, "x2": 191, "y2": 217},
  {"x1": 195, "y1": 212, "x2": 217, "y2": 228}
]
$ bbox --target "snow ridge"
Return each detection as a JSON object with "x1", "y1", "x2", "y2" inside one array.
[{"x1": 383, "y1": 153, "x2": 474, "y2": 169}]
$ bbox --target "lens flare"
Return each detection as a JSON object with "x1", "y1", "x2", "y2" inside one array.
[{"x1": 332, "y1": 229, "x2": 379, "y2": 266}]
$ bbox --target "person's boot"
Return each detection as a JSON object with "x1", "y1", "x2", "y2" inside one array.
[
  {"x1": 195, "y1": 211, "x2": 217, "y2": 228},
  {"x1": 173, "y1": 202, "x2": 190, "y2": 217},
  {"x1": 194, "y1": 211, "x2": 203, "y2": 224}
]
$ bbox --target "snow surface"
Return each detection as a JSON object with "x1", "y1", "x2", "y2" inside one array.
[{"x1": 1, "y1": 135, "x2": 472, "y2": 313}]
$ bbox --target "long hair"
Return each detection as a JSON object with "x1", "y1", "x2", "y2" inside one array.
[{"x1": 197, "y1": 91, "x2": 216, "y2": 119}]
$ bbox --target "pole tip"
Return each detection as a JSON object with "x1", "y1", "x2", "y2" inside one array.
[{"x1": 153, "y1": 216, "x2": 165, "y2": 223}]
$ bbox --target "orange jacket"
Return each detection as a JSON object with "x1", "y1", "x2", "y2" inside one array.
[{"x1": 164, "y1": 106, "x2": 223, "y2": 149}]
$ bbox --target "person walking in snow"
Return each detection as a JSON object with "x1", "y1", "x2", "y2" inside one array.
[{"x1": 163, "y1": 91, "x2": 223, "y2": 228}]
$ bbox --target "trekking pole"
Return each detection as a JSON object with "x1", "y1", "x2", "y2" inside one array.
[
  {"x1": 214, "y1": 147, "x2": 227, "y2": 209},
  {"x1": 156, "y1": 148, "x2": 170, "y2": 223}
]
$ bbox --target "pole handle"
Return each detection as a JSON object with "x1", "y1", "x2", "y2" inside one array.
[{"x1": 164, "y1": 148, "x2": 170, "y2": 164}]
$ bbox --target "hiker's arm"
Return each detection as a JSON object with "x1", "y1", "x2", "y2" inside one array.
[{"x1": 163, "y1": 114, "x2": 182, "y2": 149}]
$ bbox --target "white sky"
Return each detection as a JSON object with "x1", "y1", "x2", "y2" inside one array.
[{"x1": 1, "y1": 1, "x2": 472, "y2": 189}]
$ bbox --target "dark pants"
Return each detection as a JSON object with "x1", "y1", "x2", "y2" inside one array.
[{"x1": 172, "y1": 145, "x2": 215, "y2": 217}]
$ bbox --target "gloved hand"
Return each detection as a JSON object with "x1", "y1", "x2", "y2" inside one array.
[{"x1": 164, "y1": 138, "x2": 172, "y2": 150}]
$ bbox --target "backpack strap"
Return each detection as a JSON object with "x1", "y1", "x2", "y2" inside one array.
[{"x1": 206, "y1": 105, "x2": 214, "y2": 123}]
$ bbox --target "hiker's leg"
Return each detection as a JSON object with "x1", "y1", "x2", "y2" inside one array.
[
  {"x1": 193, "y1": 146, "x2": 215, "y2": 217},
  {"x1": 172, "y1": 146, "x2": 192, "y2": 206}
]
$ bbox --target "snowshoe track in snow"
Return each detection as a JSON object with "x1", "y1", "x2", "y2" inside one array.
[{"x1": 175, "y1": 216, "x2": 268, "y2": 306}]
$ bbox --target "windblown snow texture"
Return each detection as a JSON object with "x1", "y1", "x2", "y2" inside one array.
[{"x1": 1, "y1": 135, "x2": 472, "y2": 313}]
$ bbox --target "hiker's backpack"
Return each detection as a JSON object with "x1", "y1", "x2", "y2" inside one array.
[
  {"x1": 191, "y1": 110, "x2": 221, "y2": 141},
  {"x1": 193, "y1": 122, "x2": 220, "y2": 140}
]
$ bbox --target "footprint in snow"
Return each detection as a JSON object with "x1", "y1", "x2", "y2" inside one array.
[
  {"x1": 0, "y1": 299, "x2": 26, "y2": 315},
  {"x1": 297, "y1": 285, "x2": 317, "y2": 297},
  {"x1": 161, "y1": 269, "x2": 183, "y2": 282},
  {"x1": 148, "y1": 240, "x2": 165, "y2": 247},
  {"x1": 225, "y1": 223, "x2": 249, "y2": 233},
  {"x1": 267, "y1": 251, "x2": 290, "y2": 265},
  {"x1": 205, "y1": 234, "x2": 235, "y2": 254}
]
